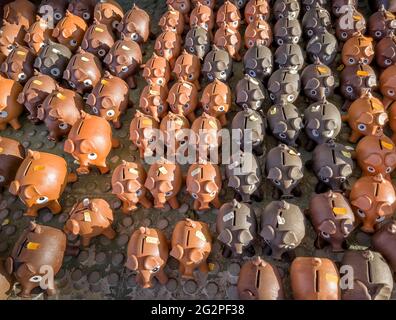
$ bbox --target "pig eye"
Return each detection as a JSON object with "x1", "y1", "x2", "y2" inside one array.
[
  {"x1": 248, "y1": 40, "x2": 254, "y2": 47},
  {"x1": 88, "y1": 153, "x2": 98, "y2": 160},
  {"x1": 98, "y1": 49, "x2": 106, "y2": 57},
  {"x1": 18, "y1": 73, "x2": 27, "y2": 81},
  {"x1": 207, "y1": 73, "x2": 214, "y2": 80},
  {"x1": 376, "y1": 216, "x2": 385, "y2": 222},
  {"x1": 341, "y1": 32, "x2": 348, "y2": 39},
  {"x1": 204, "y1": 104, "x2": 209, "y2": 110},
  {"x1": 121, "y1": 66, "x2": 129, "y2": 73},
  {"x1": 165, "y1": 191, "x2": 173, "y2": 196},
  {"x1": 249, "y1": 16, "x2": 254, "y2": 22},
  {"x1": 51, "y1": 68, "x2": 60, "y2": 77},
  {"x1": 36, "y1": 196, "x2": 49, "y2": 204},
  {"x1": 237, "y1": 0, "x2": 243, "y2": 6},
  {"x1": 310, "y1": 89, "x2": 317, "y2": 96},
  {"x1": 307, "y1": 29, "x2": 314, "y2": 36},
  {"x1": 388, "y1": 89, "x2": 395, "y2": 96},
  {"x1": 346, "y1": 86, "x2": 353, "y2": 93},
  {"x1": 83, "y1": 13, "x2": 91, "y2": 20},
  {"x1": 136, "y1": 189, "x2": 142, "y2": 196},
  {"x1": 131, "y1": 33, "x2": 139, "y2": 41},
  {"x1": 109, "y1": 65, "x2": 115, "y2": 72},
  {"x1": 278, "y1": 13, "x2": 284, "y2": 19},
  {"x1": 29, "y1": 275, "x2": 43, "y2": 283},
  {"x1": 0, "y1": 111, "x2": 9, "y2": 118},
  {"x1": 367, "y1": 166, "x2": 375, "y2": 173},
  {"x1": 188, "y1": 47, "x2": 194, "y2": 53},
  {"x1": 273, "y1": 179, "x2": 281, "y2": 185},
  {"x1": 277, "y1": 38, "x2": 284, "y2": 46},
  {"x1": 348, "y1": 57, "x2": 355, "y2": 64},
  {"x1": 192, "y1": 193, "x2": 198, "y2": 199},
  {"x1": 188, "y1": 74, "x2": 194, "y2": 80},
  {"x1": 357, "y1": 209, "x2": 366, "y2": 218},
  {"x1": 106, "y1": 110, "x2": 115, "y2": 117},
  {"x1": 220, "y1": 71, "x2": 226, "y2": 78},
  {"x1": 321, "y1": 231, "x2": 330, "y2": 238},
  {"x1": 7, "y1": 44, "x2": 15, "y2": 51},
  {"x1": 375, "y1": 31, "x2": 382, "y2": 38},
  {"x1": 156, "y1": 78, "x2": 164, "y2": 85},
  {"x1": 149, "y1": 137, "x2": 155, "y2": 143},
  {"x1": 248, "y1": 70, "x2": 257, "y2": 77},
  {"x1": 112, "y1": 21, "x2": 120, "y2": 29},
  {"x1": 0, "y1": 176, "x2": 4, "y2": 183},
  {"x1": 83, "y1": 79, "x2": 93, "y2": 87},
  {"x1": 233, "y1": 21, "x2": 238, "y2": 27},
  {"x1": 279, "y1": 133, "x2": 286, "y2": 139},
  {"x1": 39, "y1": 42, "x2": 46, "y2": 48},
  {"x1": 59, "y1": 123, "x2": 68, "y2": 130},
  {"x1": 206, "y1": 0, "x2": 211, "y2": 5},
  {"x1": 151, "y1": 266, "x2": 160, "y2": 273},
  {"x1": 184, "y1": 103, "x2": 190, "y2": 109},
  {"x1": 68, "y1": 81, "x2": 76, "y2": 88},
  {"x1": 287, "y1": 95, "x2": 294, "y2": 102},
  {"x1": 340, "y1": 177, "x2": 346, "y2": 182},
  {"x1": 92, "y1": 107, "x2": 99, "y2": 114},
  {"x1": 386, "y1": 167, "x2": 392, "y2": 173},
  {"x1": 362, "y1": 58, "x2": 369, "y2": 64},
  {"x1": 180, "y1": 3, "x2": 186, "y2": 9},
  {"x1": 312, "y1": 129, "x2": 319, "y2": 137},
  {"x1": 70, "y1": 39, "x2": 78, "y2": 47},
  {"x1": 385, "y1": 59, "x2": 392, "y2": 66},
  {"x1": 358, "y1": 123, "x2": 366, "y2": 131},
  {"x1": 210, "y1": 191, "x2": 216, "y2": 197},
  {"x1": 293, "y1": 37, "x2": 299, "y2": 43},
  {"x1": 54, "y1": 12, "x2": 63, "y2": 21},
  {"x1": 218, "y1": 106, "x2": 225, "y2": 112}
]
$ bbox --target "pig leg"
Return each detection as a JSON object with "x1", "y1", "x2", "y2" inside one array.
[
  {"x1": 8, "y1": 118, "x2": 21, "y2": 130},
  {"x1": 0, "y1": 123, "x2": 6, "y2": 130},
  {"x1": 19, "y1": 285, "x2": 34, "y2": 298},
  {"x1": 348, "y1": 131, "x2": 362, "y2": 143},
  {"x1": 181, "y1": 265, "x2": 195, "y2": 279},
  {"x1": 48, "y1": 200, "x2": 62, "y2": 214},
  {"x1": 127, "y1": 76, "x2": 137, "y2": 89},
  {"x1": 98, "y1": 165, "x2": 110, "y2": 174},
  {"x1": 46, "y1": 287, "x2": 56, "y2": 296},
  {"x1": 67, "y1": 173, "x2": 78, "y2": 183},
  {"x1": 219, "y1": 114, "x2": 227, "y2": 127},
  {"x1": 199, "y1": 262, "x2": 209, "y2": 274},
  {"x1": 139, "y1": 196, "x2": 153, "y2": 209},
  {"x1": 186, "y1": 112, "x2": 196, "y2": 123},
  {"x1": 76, "y1": 165, "x2": 90, "y2": 175},
  {"x1": 122, "y1": 202, "x2": 136, "y2": 214},
  {"x1": 112, "y1": 137, "x2": 120, "y2": 149},
  {"x1": 113, "y1": 119, "x2": 122, "y2": 129},
  {"x1": 233, "y1": 51, "x2": 242, "y2": 62},
  {"x1": 383, "y1": 97, "x2": 394, "y2": 110},
  {"x1": 81, "y1": 236, "x2": 92, "y2": 247},
  {"x1": 25, "y1": 207, "x2": 39, "y2": 217},
  {"x1": 341, "y1": 100, "x2": 351, "y2": 112},
  {"x1": 168, "y1": 196, "x2": 180, "y2": 209},
  {"x1": 211, "y1": 195, "x2": 222, "y2": 209},
  {"x1": 156, "y1": 269, "x2": 168, "y2": 285},
  {"x1": 102, "y1": 226, "x2": 116, "y2": 240}
]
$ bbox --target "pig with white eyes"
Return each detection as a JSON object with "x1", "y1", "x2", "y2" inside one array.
[
  {"x1": 141, "y1": 53, "x2": 171, "y2": 87},
  {"x1": 80, "y1": 22, "x2": 115, "y2": 59},
  {"x1": 166, "y1": 0, "x2": 191, "y2": 23},
  {"x1": 216, "y1": 1, "x2": 241, "y2": 30},
  {"x1": 268, "y1": 68, "x2": 300, "y2": 104},
  {"x1": 235, "y1": 74, "x2": 268, "y2": 111},
  {"x1": 341, "y1": 34, "x2": 375, "y2": 66},
  {"x1": 335, "y1": 9, "x2": 366, "y2": 42},
  {"x1": 0, "y1": 21, "x2": 26, "y2": 57},
  {"x1": 184, "y1": 27, "x2": 211, "y2": 60},
  {"x1": 202, "y1": 46, "x2": 233, "y2": 82},
  {"x1": 104, "y1": 39, "x2": 142, "y2": 89},
  {"x1": 214, "y1": 22, "x2": 242, "y2": 61},
  {"x1": 173, "y1": 50, "x2": 201, "y2": 90},
  {"x1": 379, "y1": 64, "x2": 396, "y2": 109},
  {"x1": 167, "y1": 80, "x2": 199, "y2": 123},
  {"x1": 301, "y1": 59, "x2": 335, "y2": 101},
  {"x1": 273, "y1": 0, "x2": 300, "y2": 20},
  {"x1": 243, "y1": 44, "x2": 273, "y2": 81},
  {"x1": 24, "y1": 15, "x2": 54, "y2": 55},
  {"x1": 267, "y1": 102, "x2": 303, "y2": 147},
  {"x1": 160, "y1": 112, "x2": 190, "y2": 157},
  {"x1": 139, "y1": 84, "x2": 169, "y2": 122},
  {"x1": 190, "y1": 3, "x2": 214, "y2": 33},
  {"x1": 273, "y1": 17, "x2": 302, "y2": 46},
  {"x1": 1, "y1": 45, "x2": 35, "y2": 84},
  {"x1": 125, "y1": 227, "x2": 169, "y2": 289},
  {"x1": 68, "y1": 0, "x2": 96, "y2": 22},
  {"x1": 86, "y1": 72, "x2": 129, "y2": 129},
  {"x1": 117, "y1": 4, "x2": 150, "y2": 44},
  {"x1": 375, "y1": 33, "x2": 396, "y2": 69},
  {"x1": 368, "y1": 6, "x2": 396, "y2": 41},
  {"x1": 93, "y1": 0, "x2": 124, "y2": 32},
  {"x1": 0, "y1": 137, "x2": 25, "y2": 191},
  {"x1": 160, "y1": 6, "x2": 185, "y2": 35},
  {"x1": 260, "y1": 200, "x2": 306, "y2": 259},
  {"x1": 154, "y1": 30, "x2": 182, "y2": 69},
  {"x1": 0, "y1": 75, "x2": 23, "y2": 131},
  {"x1": 266, "y1": 144, "x2": 303, "y2": 198},
  {"x1": 306, "y1": 28, "x2": 338, "y2": 65},
  {"x1": 302, "y1": 4, "x2": 331, "y2": 37},
  {"x1": 217, "y1": 200, "x2": 257, "y2": 257},
  {"x1": 244, "y1": 19, "x2": 273, "y2": 48},
  {"x1": 193, "y1": 0, "x2": 215, "y2": 9},
  {"x1": 274, "y1": 43, "x2": 305, "y2": 71},
  {"x1": 244, "y1": 0, "x2": 271, "y2": 24}
]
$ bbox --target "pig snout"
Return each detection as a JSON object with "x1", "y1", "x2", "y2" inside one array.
[{"x1": 140, "y1": 270, "x2": 153, "y2": 288}]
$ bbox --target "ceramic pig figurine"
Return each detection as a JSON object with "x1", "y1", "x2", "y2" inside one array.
[
  {"x1": 141, "y1": 53, "x2": 171, "y2": 87},
  {"x1": 237, "y1": 257, "x2": 284, "y2": 300},
  {"x1": 64, "y1": 198, "x2": 116, "y2": 247},
  {"x1": 81, "y1": 22, "x2": 115, "y2": 58},
  {"x1": 291, "y1": 257, "x2": 340, "y2": 300},
  {"x1": 160, "y1": 6, "x2": 185, "y2": 35},
  {"x1": 273, "y1": 0, "x2": 300, "y2": 20},
  {"x1": 0, "y1": 75, "x2": 23, "y2": 131},
  {"x1": 243, "y1": 44, "x2": 273, "y2": 80},
  {"x1": 86, "y1": 72, "x2": 129, "y2": 129},
  {"x1": 274, "y1": 44, "x2": 304, "y2": 71},
  {"x1": 1, "y1": 45, "x2": 35, "y2": 84},
  {"x1": 125, "y1": 227, "x2": 169, "y2": 288},
  {"x1": 184, "y1": 27, "x2": 211, "y2": 60},
  {"x1": 356, "y1": 135, "x2": 396, "y2": 179},
  {"x1": 52, "y1": 11, "x2": 88, "y2": 52},
  {"x1": 216, "y1": 1, "x2": 241, "y2": 30},
  {"x1": 375, "y1": 34, "x2": 396, "y2": 68},
  {"x1": 170, "y1": 218, "x2": 212, "y2": 279},
  {"x1": 144, "y1": 159, "x2": 182, "y2": 209},
  {"x1": 139, "y1": 84, "x2": 168, "y2": 122},
  {"x1": 186, "y1": 161, "x2": 222, "y2": 211},
  {"x1": 160, "y1": 112, "x2": 190, "y2": 157},
  {"x1": 302, "y1": 4, "x2": 331, "y2": 37},
  {"x1": 0, "y1": 260, "x2": 11, "y2": 300},
  {"x1": 306, "y1": 28, "x2": 338, "y2": 65},
  {"x1": 342, "y1": 92, "x2": 388, "y2": 143},
  {"x1": 368, "y1": 7, "x2": 396, "y2": 41},
  {"x1": 37, "y1": 87, "x2": 84, "y2": 141},
  {"x1": 3, "y1": 0, "x2": 36, "y2": 28},
  {"x1": 193, "y1": 0, "x2": 216, "y2": 9},
  {"x1": 350, "y1": 174, "x2": 396, "y2": 233},
  {"x1": 200, "y1": 79, "x2": 231, "y2": 126},
  {"x1": 117, "y1": 5, "x2": 150, "y2": 44},
  {"x1": 202, "y1": 46, "x2": 233, "y2": 82},
  {"x1": 389, "y1": 101, "x2": 396, "y2": 143},
  {"x1": 112, "y1": 161, "x2": 152, "y2": 213},
  {"x1": 341, "y1": 250, "x2": 393, "y2": 300},
  {"x1": 167, "y1": 80, "x2": 199, "y2": 122},
  {"x1": 0, "y1": 21, "x2": 26, "y2": 57},
  {"x1": 34, "y1": 41, "x2": 72, "y2": 80},
  {"x1": 342, "y1": 34, "x2": 374, "y2": 66},
  {"x1": 268, "y1": 69, "x2": 300, "y2": 104},
  {"x1": 67, "y1": 0, "x2": 96, "y2": 22},
  {"x1": 335, "y1": 9, "x2": 366, "y2": 42},
  {"x1": 166, "y1": 0, "x2": 191, "y2": 24},
  {"x1": 267, "y1": 102, "x2": 303, "y2": 147},
  {"x1": 17, "y1": 74, "x2": 57, "y2": 124},
  {"x1": 190, "y1": 3, "x2": 214, "y2": 32},
  {"x1": 274, "y1": 17, "x2": 302, "y2": 46},
  {"x1": 0, "y1": 137, "x2": 25, "y2": 190},
  {"x1": 154, "y1": 30, "x2": 182, "y2": 69},
  {"x1": 173, "y1": 50, "x2": 201, "y2": 90},
  {"x1": 64, "y1": 112, "x2": 119, "y2": 175},
  {"x1": 9, "y1": 150, "x2": 77, "y2": 217},
  {"x1": 380, "y1": 64, "x2": 396, "y2": 109},
  {"x1": 260, "y1": 200, "x2": 305, "y2": 260},
  {"x1": 244, "y1": 19, "x2": 273, "y2": 48},
  {"x1": 5, "y1": 222, "x2": 66, "y2": 297},
  {"x1": 38, "y1": 0, "x2": 68, "y2": 24},
  {"x1": 93, "y1": 0, "x2": 124, "y2": 32},
  {"x1": 332, "y1": 0, "x2": 357, "y2": 17},
  {"x1": 217, "y1": 200, "x2": 257, "y2": 257},
  {"x1": 214, "y1": 22, "x2": 242, "y2": 61},
  {"x1": 24, "y1": 16, "x2": 54, "y2": 55},
  {"x1": 372, "y1": 221, "x2": 396, "y2": 274},
  {"x1": 244, "y1": 0, "x2": 271, "y2": 23},
  {"x1": 266, "y1": 144, "x2": 303, "y2": 198},
  {"x1": 235, "y1": 74, "x2": 267, "y2": 111},
  {"x1": 301, "y1": 60, "x2": 335, "y2": 101},
  {"x1": 309, "y1": 191, "x2": 355, "y2": 252},
  {"x1": 104, "y1": 39, "x2": 142, "y2": 89}
]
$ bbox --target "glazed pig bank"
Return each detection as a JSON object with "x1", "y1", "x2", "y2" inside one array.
[
  {"x1": 268, "y1": 69, "x2": 300, "y2": 104},
  {"x1": 331, "y1": 0, "x2": 357, "y2": 17},
  {"x1": 24, "y1": 16, "x2": 54, "y2": 55},
  {"x1": 231, "y1": 108, "x2": 265, "y2": 155},
  {"x1": 160, "y1": 112, "x2": 190, "y2": 157},
  {"x1": 141, "y1": 53, "x2": 171, "y2": 87},
  {"x1": 273, "y1": 0, "x2": 300, "y2": 20},
  {"x1": 375, "y1": 34, "x2": 396, "y2": 68},
  {"x1": 389, "y1": 101, "x2": 396, "y2": 143},
  {"x1": 356, "y1": 135, "x2": 396, "y2": 179},
  {"x1": 237, "y1": 257, "x2": 284, "y2": 300},
  {"x1": 170, "y1": 218, "x2": 212, "y2": 279},
  {"x1": 226, "y1": 150, "x2": 262, "y2": 202},
  {"x1": 144, "y1": 159, "x2": 182, "y2": 209},
  {"x1": 350, "y1": 174, "x2": 396, "y2": 233},
  {"x1": 341, "y1": 34, "x2": 374, "y2": 66},
  {"x1": 166, "y1": 0, "x2": 191, "y2": 22},
  {"x1": 214, "y1": 23, "x2": 242, "y2": 61},
  {"x1": 139, "y1": 84, "x2": 168, "y2": 122},
  {"x1": 303, "y1": 99, "x2": 342, "y2": 146},
  {"x1": 267, "y1": 102, "x2": 303, "y2": 147},
  {"x1": 184, "y1": 27, "x2": 211, "y2": 60},
  {"x1": 372, "y1": 221, "x2": 396, "y2": 274},
  {"x1": 243, "y1": 44, "x2": 273, "y2": 80},
  {"x1": 0, "y1": 260, "x2": 11, "y2": 299},
  {"x1": 310, "y1": 141, "x2": 354, "y2": 192},
  {"x1": 173, "y1": 50, "x2": 201, "y2": 90},
  {"x1": 37, "y1": 87, "x2": 84, "y2": 141},
  {"x1": 266, "y1": 144, "x2": 303, "y2": 198},
  {"x1": 112, "y1": 161, "x2": 152, "y2": 213},
  {"x1": 160, "y1": 6, "x2": 185, "y2": 35},
  {"x1": 301, "y1": 60, "x2": 335, "y2": 101},
  {"x1": 274, "y1": 43, "x2": 304, "y2": 71},
  {"x1": 235, "y1": 74, "x2": 267, "y2": 111},
  {"x1": 202, "y1": 46, "x2": 233, "y2": 82},
  {"x1": 81, "y1": 22, "x2": 115, "y2": 58},
  {"x1": 335, "y1": 10, "x2": 366, "y2": 42},
  {"x1": 5, "y1": 222, "x2": 66, "y2": 297},
  {"x1": 260, "y1": 200, "x2": 305, "y2": 260},
  {"x1": 306, "y1": 28, "x2": 338, "y2": 65},
  {"x1": 190, "y1": 3, "x2": 214, "y2": 32},
  {"x1": 117, "y1": 4, "x2": 150, "y2": 44},
  {"x1": 201, "y1": 79, "x2": 231, "y2": 126},
  {"x1": 302, "y1": 4, "x2": 331, "y2": 37},
  {"x1": 216, "y1": 1, "x2": 241, "y2": 30},
  {"x1": 368, "y1": 7, "x2": 396, "y2": 41},
  {"x1": 64, "y1": 112, "x2": 119, "y2": 175},
  {"x1": 217, "y1": 200, "x2": 257, "y2": 256},
  {"x1": 104, "y1": 39, "x2": 142, "y2": 89},
  {"x1": 341, "y1": 250, "x2": 393, "y2": 300},
  {"x1": 17, "y1": 74, "x2": 57, "y2": 124},
  {"x1": 302, "y1": 0, "x2": 327, "y2": 12},
  {"x1": 342, "y1": 92, "x2": 387, "y2": 143},
  {"x1": 3, "y1": 0, "x2": 35, "y2": 28},
  {"x1": 291, "y1": 257, "x2": 340, "y2": 300},
  {"x1": 244, "y1": 19, "x2": 273, "y2": 48},
  {"x1": 129, "y1": 111, "x2": 160, "y2": 159},
  {"x1": 154, "y1": 30, "x2": 182, "y2": 69},
  {"x1": 0, "y1": 75, "x2": 23, "y2": 131},
  {"x1": 68, "y1": 0, "x2": 96, "y2": 22},
  {"x1": 309, "y1": 191, "x2": 355, "y2": 252},
  {"x1": 93, "y1": 0, "x2": 124, "y2": 32},
  {"x1": 273, "y1": 17, "x2": 302, "y2": 46},
  {"x1": 52, "y1": 11, "x2": 88, "y2": 52},
  {"x1": 64, "y1": 198, "x2": 116, "y2": 247},
  {"x1": 9, "y1": 150, "x2": 77, "y2": 217},
  {"x1": 125, "y1": 227, "x2": 169, "y2": 288},
  {"x1": 0, "y1": 21, "x2": 26, "y2": 57},
  {"x1": 192, "y1": 0, "x2": 216, "y2": 9},
  {"x1": 244, "y1": 0, "x2": 270, "y2": 23},
  {"x1": 167, "y1": 80, "x2": 199, "y2": 123},
  {"x1": 34, "y1": 41, "x2": 72, "y2": 80},
  {"x1": 63, "y1": 49, "x2": 103, "y2": 94},
  {"x1": 379, "y1": 64, "x2": 396, "y2": 109},
  {"x1": 38, "y1": 0, "x2": 68, "y2": 24},
  {"x1": 86, "y1": 73, "x2": 129, "y2": 129},
  {"x1": 1, "y1": 45, "x2": 35, "y2": 84},
  {"x1": 0, "y1": 137, "x2": 25, "y2": 190}
]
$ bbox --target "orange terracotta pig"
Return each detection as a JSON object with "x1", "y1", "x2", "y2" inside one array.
[
  {"x1": 24, "y1": 15, "x2": 54, "y2": 55},
  {"x1": 190, "y1": 3, "x2": 214, "y2": 32},
  {"x1": 160, "y1": 6, "x2": 185, "y2": 35},
  {"x1": 160, "y1": 112, "x2": 190, "y2": 157},
  {"x1": 154, "y1": 30, "x2": 182, "y2": 69},
  {"x1": 214, "y1": 22, "x2": 242, "y2": 61},
  {"x1": 116, "y1": 4, "x2": 150, "y2": 44},
  {"x1": 139, "y1": 83, "x2": 168, "y2": 122},
  {"x1": 216, "y1": 0, "x2": 241, "y2": 30},
  {"x1": 167, "y1": 80, "x2": 198, "y2": 123},
  {"x1": 0, "y1": 75, "x2": 23, "y2": 131},
  {"x1": 341, "y1": 34, "x2": 374, "y2": 66},
  {"x1": 142, "y1": 53, "x2": 171, "y2": 87},
  {"x1": 0, "y1": 136, "x2": 25, "y2": 190},
  {"x1": 93, "y1": 0, "x2": 124, "y2": 32},
  {"x1": 380, "y1": 64, "x2": 396, "y2": 109},
  {"x1": 173, "y1": 50, "x2": 201, "y2": 90}
]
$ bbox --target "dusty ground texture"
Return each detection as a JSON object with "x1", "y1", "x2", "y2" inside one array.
[{"x1": 0, "y1": 0, "x2": 395, "y2": 300}]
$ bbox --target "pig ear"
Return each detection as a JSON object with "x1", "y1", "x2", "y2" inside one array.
[
  {"x1": 125, "y1": 254, "x2": 138, "y2": 271},
  {"x1": 217, "y1": 228, "x2": 232, "y2": 244},
  {"x1": 385, "y1": 153, "x2": 396, "y2": 167},
  {"x1": 378, "y1": 202, "x2": 393, "y2": 216},
  {"x1": 112, "y1": 181, "x2": 124, "y2": 195},
  {"x1": 103, "y1": 53, "x2": 112, "y2": 64},
  {"x1": 23, "y1": 185, "x2": 38, "y2": 199},
  {"x1": 159, "y1": 180, "x2": 173, "y2": 193},
  {"x1": 318, "y1": 166, "x2": 333, "y2": 178},
  {"x1": 247, "y1": 174, "x2": 259, "y2": 185},
  {"x1": 189, "y1": 248, "x2": 203, "y2": 263},
  {"x1": 228, "y1": 175, "x2": 240, "y2": 188},
  {"x1": 289, "y1": 167, "x2": 303, "y2": 180},
  {"x1": 17, "y1": 92, "x2": 25, "y2": 104},
  {"x1": 273, "y1": 122, "x2": 288, "y2": 134},
  {"x1": 310, "y1": 42, "x2": 322, "y2": 54},
  {"x1": 204, "y1": 181, "x2": 218, "y2": 193},
  {"x1": 144, "y1": 256, "x2": 160, "y2": 270},
  {"x1": 202, "y1": 61, "x2": 212, "y2": 72},
  {"x1": 64, "y1": 139, "x2": 75, "y2": 153},
  {"x1": 269, "y1": 81, "x2": 281, "y2": 93},
  {"x1": 307, "y1": 118, "x2": 320, "y2": 129},
  {"x1": 80, "y1": 139, "x2": 95, "y2": 154},
  {"x1": 145, "y1": 177, "x2": 155, "y2": 189},
  {"x1": 189, "y1": 180, "x2": 201, "y2": 193},
  {"x1": 66, "y1": 219, "x2": 80, "y2": 235},
  {"x1": 239, "y1": 230, "x2": 253, "y2": 244},
  {"x1": 305, "y1": 78, "x2": 320, "y2": 90},
  {"x1": 9, "y1": 181, "x2": 20, "y2": 195},
  {"x1": 36, "y1": 107, "x2": 45, "y2": 121},
  {"x1": 5, "y1": 257, "x2": 14, "y2": 274},
  {"x1": 363, "y1": 154, "x2": 382, "y2": 166},
  {"x1": 318, "y1": 220, "x2": 337, "y2": 235},
  {"x1": 282, "y1": 231, "x2": 298, "y2": 246},
  {"x1": 260, "y1": 225, "x2": 275, "y2": 240},
  {"x1": 351, "y1": 195, "x2": 372, "y2": 211},
  {"x1": 356, "y1": 112, "x2": 374, "y2": 124},
  {"x1": 340, "y1": 164, "x2": 352, "y2": 177},
  {"x1": 267, "y1": 167, "x2": 282, "y2": 180},
  {"x1": 127, "y1": 180, "x2": 140, "y2": 193},
  {"x1": 16, "y1": 263, "x2": 36, "y2": 279},
  {"x1": 170, "y1": 244, "x2": 184, "y2": 260}
]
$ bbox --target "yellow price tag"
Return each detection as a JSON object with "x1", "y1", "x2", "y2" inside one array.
[
  {"x1": 333, "y1": 207, "x2": 347, "y2": 215},
  {"x1": 84, "y1": 211, "x2": 91, "y2": 222},
  {"x1": 357, "y1": 70, "x2": 369, "y2": 77},
  {"x1": 94, "y1": 27, "x2": 104, "y2": 32},
  {"x1": 128, "y1": 168, "x2": 138, "y2": 175},
  {"x1": 27, "y1": 242, "x2": 40, "y2": 250},
  {"x1": 33, "y1": 165, "x2": 45, "y2": 171},
  {"x1": 56, "y1": 93, "x2": 66, "y2": 100},
  {"x1": 341, "y1": 150, "x2": 351, "y2": 158},
  {"x1": 145, "y1": 236, "x2": 159, "y2": 244},
  {"x1": 101, "y1": 79, "x2": 108, "y2": 85},
  {"x1": 0, "y1": 147, "x2": 3, "y2": 153},
  {"x1": 317, "y1": 66, "x2": 328, "y2": 74},
  {"x1": 32, "y1": 80, "x2": 43, "y2": 86},
  {"x1": 381, "y1": 140, "x2": 393, "y2": 150},
  {"x1": 158, "y1": 166, "x2": 168, "y2": 175},
  {"x1": 16, "y1": 51, "x2": 26, "y2": 56},
  {"x1": 81, "y1": 56, "x2": 90, "y2": 62},
  {"x1": 325, "y1": 273, "x2": 339, "y2": 283}
]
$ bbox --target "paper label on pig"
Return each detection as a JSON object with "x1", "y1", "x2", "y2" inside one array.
[
  {"x1": 84, "y1": 211, "x2": 92, "y2": 222},
  {"x1": 337, "y1": 64, "x2": 345, "y2": 71},
  {"x1": 81, "y1": 56, "x2": 90, "y2": 62},
  {"x1": 277, "y1": 215, "x2": 285, "y2": 225},
  {"x1": 0, "y1": 147, "x2": 3, "y2": 153},
  {"x1": 372, "y1": 102, "x2": 383, "y2": 111},
  {"x1": 32, "y1": 80, "x2": 43, "y2": 86},
  {"x1": 223, "y1": 211, "x2": 234, "y2": 222},
  {"x1": 317, "y1": 66, "x2": 328, "y2": 74},
  {"x1": 158, "y1": 166, "x2": 168, "y2": 175},
  {"x1": 288, "y1": 149, "x2": 299, "y2": 156},
  {"x1": 270, "y1": 107, "x2": 277, "y2": 115},
  {"x1": 182, "y1": 82, "x2": 192, "y2": 89},
  {"x1": 209, "y1": 120, "x2": 217, "y2": 128},
  {"x1": 174, "y1": 118, "x2": 184, "y2": 126},
  {"x1": 250, "y1": 78, "x2": 259, "y2": 85},
  {"x1": 121, "y1": 45, "x2": 131, "y2": 51},
  {"x1": 333, "y1": 207, "x2": 347, "y2": 215},
  {"x1": 191, "y1": 167, "x2": 201, "y2": 176},
  {"x1": 381, "y1": 140, "x2": 393, "y2": 150},
  {"x1": 357, "y1": 70, "x2": 369, "y2": 77},
  {"x1": 94, "y1": 27, "x2": 104, "y2": 32},
  {"x1": 56, "y1": 93, "x2": 66, "y2": 100},
  {"x1": 249, "y1": 114, "x2": 258, "y2": 121},
  {"x1": 16, "y1": 51, "x2": 26, "y2": 56},
  {"x1": 142, "y1": 119, "x2": 152, "y2": 126},
  {"x1": 128, "y1": 168, "x2": 138, "y2": 175},
  {"x1": 149, "y1": 89, "x2": 160, "y2": 95},
  {"x1": 325, "y1": 273, "x2": 338, "y2": 283},
  {"x1": 145, "y1": 236, "x2": 159, "y2": 244},
  {"x1": 341, "y1": 150, "x2": 351, "y2": 158},
  {"x1": 101, "y1": 79, "x2": 109, "y2": 85},
  {"x1": 52, "y1": 48, "x2": 60, "y2": 54},
  {"x1": 27, "y1": 242, "x2": 40, "y2": 250},
  {"x1": 34, "y1": 165, "x2": 45, "y2": 171},
  {"x1": 195, "y1": 230, "x2": 206, "y2": 242}
]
